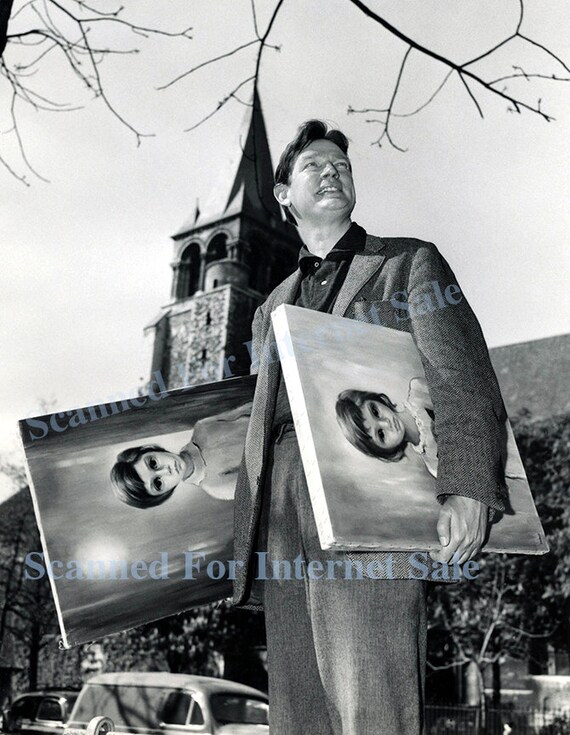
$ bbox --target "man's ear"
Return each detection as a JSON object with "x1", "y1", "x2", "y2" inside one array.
[{"x1": 273, "y1": 182, "x2": 290, "y2": 207}]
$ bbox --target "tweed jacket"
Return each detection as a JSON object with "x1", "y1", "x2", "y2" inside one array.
[{"x1": 232, "y1": 233, "x2": 508, "y2": 607}]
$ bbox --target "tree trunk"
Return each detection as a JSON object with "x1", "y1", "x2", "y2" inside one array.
[
  {"x1": 0, "y1": 0, "x2": 15, "y2": 58},
  {"x1": 27, "y1": 621, "x2": 40, "y2": 690},
  {"x1": 492, "y1": 659, "x2": 501, "y2": 708},
  {"x1": 465, "y1": 660, "x2": 486, "y2": 732}
]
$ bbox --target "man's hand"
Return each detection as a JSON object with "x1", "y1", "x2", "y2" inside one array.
[{"x1": 430, "y1": 496, "x2": 489, "y2": 565}]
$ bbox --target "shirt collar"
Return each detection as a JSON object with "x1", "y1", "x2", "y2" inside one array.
[{"x1": 298, "y1": 222, "x2": 366, "y2": 275}]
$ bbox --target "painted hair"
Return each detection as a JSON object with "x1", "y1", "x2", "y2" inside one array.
[
  {"x1": 275, "y1": 119, "x2": 350, "y2": 224},
  {"x1": 110, "y1": 444, "x2": 175, "y2": 509},
  {"x1": 335, "y1": 390, "x2": 407, "y2": 462}
]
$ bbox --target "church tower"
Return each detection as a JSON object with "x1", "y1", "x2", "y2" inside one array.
[{"x1": 145, "y1": 92, "x2": 300, "y2": 389}]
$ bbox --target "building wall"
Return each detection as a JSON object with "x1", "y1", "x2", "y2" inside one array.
[
  {"x1": 165, "y1": 289, "x2": 229, "y2": 388},
  {"x1": 163, "y1": 285, "x2": 260, "y2": 389}
]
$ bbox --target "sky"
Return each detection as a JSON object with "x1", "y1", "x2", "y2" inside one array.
[{"x1": 1, "y1": 0, "x2": 569, "y2": 500}]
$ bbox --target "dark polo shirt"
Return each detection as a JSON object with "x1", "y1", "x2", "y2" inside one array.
[{"x1": 272, "y1": 222, "x2": 366, "y2": 427}]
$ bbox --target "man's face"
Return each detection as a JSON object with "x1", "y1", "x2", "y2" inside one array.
[
  {"x1": 275, "y1": 139, "x2": 356, "y2": 225},
  {"x1": 133, "y1": 450, "x2": 187, "y2": 496},
  {"x1": 360, "y1": 399, "x2": 406, "y2": 452}
]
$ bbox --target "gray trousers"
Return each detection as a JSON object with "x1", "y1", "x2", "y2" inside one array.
[{"x1": 257, "y1": 426, "x2": 427, "y2": 735}]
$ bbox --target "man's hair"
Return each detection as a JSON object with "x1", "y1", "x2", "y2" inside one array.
[
  {"x1": 335, "y1": 390, "x2": 407, "y2": 462},
  {"x1": 110, "y1": 444, "x2": 175, "y2": 509},
  {"x1": 275, "y1": 119, "x2": 350, "y2": 224}
]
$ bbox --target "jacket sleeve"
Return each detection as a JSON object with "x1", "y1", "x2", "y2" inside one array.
[
  {"x1": 405, "y1": 242, "x2": 508, "y2": 513},
  {"x1": 249, "y1": 303, "x2": 265, "y2": 376}
]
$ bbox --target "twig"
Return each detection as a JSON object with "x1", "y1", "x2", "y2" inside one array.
[
  {"x1": 158, "y1": 40, "x2": 258, "y2": 91},
  {"x1": 183, "y1": 0, "x2": 285, "y2": 133},
  {"x1": 184, "y1": 76, "x2": 256, "y2": 132}
]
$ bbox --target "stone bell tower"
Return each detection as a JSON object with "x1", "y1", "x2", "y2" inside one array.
[{"x1": 145, "y1": 91, "x2": 300, "y2": 389}]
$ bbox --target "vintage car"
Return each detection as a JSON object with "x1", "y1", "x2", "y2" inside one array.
[
  {"x1": 63, "y1": 672, "x2": 268, "y2": 735},
  {"x1": 2, "y1": 691, "x2": 79, "y2": 735}
]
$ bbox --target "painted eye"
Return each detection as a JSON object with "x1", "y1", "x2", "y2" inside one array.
[
  {"x1": 154, "y1": 478, "x2": 163, "y2": 491},
  {"x1": 148, "y1": 456, "x2": 158, "y2": 470},
  {"x1": 377, "y1": 429, "x2": 385, "y2": 443},
  {"x1": 370, "y1": 404, "x2": 379, "y2": 417}
]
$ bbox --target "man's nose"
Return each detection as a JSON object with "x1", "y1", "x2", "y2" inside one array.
[{"x1": 321, "y1": 161, "x2": 339, "y2": 178}]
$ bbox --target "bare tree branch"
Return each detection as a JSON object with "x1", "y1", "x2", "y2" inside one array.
[
  {"x1": 158, "y1": 39, "x2": 258, "y2": 91},
  {"x1": 184, "y1": 75, "x2": 256, "y2": 133},
  {"x1": 1, "y1": 0, "x2": 193, "y2": 183},
  {"x1": 367, "y1": 45, "x2": 412, "y2": 151},
  {"x1": 519, "y1": 33, "x2": 570, "y2": 76},
  {"x1": 427, "y1": 658, "x2": 470, "y2": 672},
  {"x1": 2, "y1": 0, "x2": 568, "y2": 182},
  {"x1": 181, "y1": 0, "x2": 285, "y2": 133},
  {"x1": 489, "y1": 70, "x2": 570, "y2": 85},
  {"x1": 458, "y1": 74, "x2": 484, "y2": 118},
  {"x1": 10, "y1": 88, "x2": 49, "y2": 181},
  {"x1": 348, "y1": 70, "x2": 455, "y2": 122},
  {"x1": 250, "y1": 0, "x2": 261, "y2": 40},
  {"x1": 346, "y1": 0, "x2": 568, "y2": 143}
]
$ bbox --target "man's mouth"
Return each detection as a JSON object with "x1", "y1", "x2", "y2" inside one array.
[{"x1": 317, "y1": 185, "x2": 341, "y2": 195}]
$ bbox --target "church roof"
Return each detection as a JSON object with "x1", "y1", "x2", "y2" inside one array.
[
  {"x1": 174, "y1": 89, "x2": 283, "y2": 238},
  {"x1": 489, "y1": 332, "x2": 570, "y2": 420}
]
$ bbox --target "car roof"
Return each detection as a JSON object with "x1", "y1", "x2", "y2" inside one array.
[
  {"x1": 82, "y1": 673, "x2": 267, "y2": 700},
  {"x1": 14, "y1": 691, "x2": 78, "y2": 700}
]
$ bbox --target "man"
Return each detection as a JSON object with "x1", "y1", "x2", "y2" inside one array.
[{"x1": 233, "y1": 120, "x2": 507, "y2": 733}]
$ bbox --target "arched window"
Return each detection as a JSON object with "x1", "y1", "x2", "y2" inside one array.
[
  {"x1": 246, "y1": 235, "x2": 267, "y2": 293},
  {"x1": 206, "y1": 233, "x2": 228, "y2": 264},
  {"x1": 176, "y1": 242, "x2": 201, "y2": 299}
]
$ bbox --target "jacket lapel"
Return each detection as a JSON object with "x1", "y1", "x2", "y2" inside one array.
[
  {"x1": 267, "y1": 270, "x2": 303, "y2": 316},
  {"x1": 332, "y1": 242, "x2": 386, "y2": 316}
]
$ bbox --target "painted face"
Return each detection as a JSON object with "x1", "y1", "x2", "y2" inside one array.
[
  {"x1": 361, "y1": 399, "x2": 406, "y2": 451},
  {"x1": 133, "y1": 451, "x2": 187, "y2": 496},
  {"x1": 276, "y1": 139, "x2": 356, "y2": 223}
]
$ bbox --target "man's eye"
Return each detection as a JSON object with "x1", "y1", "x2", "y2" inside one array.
[
  {"x1": 304, "y1": 161, "x2": 317, "y2": 168},
  {"x1": 337, "y1": 161, "x2": 349, "y2": 169}
]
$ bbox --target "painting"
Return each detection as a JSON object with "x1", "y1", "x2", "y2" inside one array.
[
  {"x1": 271, "y1": 305, "x2": 548, "y2": 556},
  {"x1": 19, "y1": 375, "x2": 256, "y2": 647}
]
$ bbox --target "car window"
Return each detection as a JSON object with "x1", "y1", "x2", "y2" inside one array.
[
  {"x1": 10, "y1": 697, "x2": 40, "y2": 720},
  {"x1": 188, "y1": 701, "x2": 204, "y2": 726},
  {"x1": 210, "y1": 695, "x2": 268, "y2": 726},
  {"x1": 161, "y1": 692, "x2": 191, "y2": 725},
  {"x1": 37, "y1": 700, "x2": 64, "y2": 722},
  {"x1": 160, "y1": 692, "x2": 204, "y2": 727}
]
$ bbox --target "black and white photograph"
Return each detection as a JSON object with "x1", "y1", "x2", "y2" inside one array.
[{"x1": 1, "y1": 1, "x2": 569, "y2": 733}]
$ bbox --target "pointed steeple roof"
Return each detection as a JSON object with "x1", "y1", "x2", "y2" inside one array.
[{"x1": 174, "y1": 90, "x2": 283, "y2": 238}]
